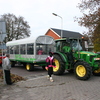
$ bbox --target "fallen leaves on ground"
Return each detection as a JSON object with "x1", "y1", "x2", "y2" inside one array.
[{"x1": 0, "y1": 69, "x2": 26, "y2": 82}]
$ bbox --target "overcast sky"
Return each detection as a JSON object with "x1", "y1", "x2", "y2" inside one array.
[{"x1": 0, "y1": 0, "x2": 87, "y2": 38}]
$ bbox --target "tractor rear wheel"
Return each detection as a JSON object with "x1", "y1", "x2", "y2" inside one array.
[
  {"x1": 53, "y1": 54, "x2": 65, "y2": 75},
  {"x1": 74, "y1": 61, "x2": 92, "y2": 80}
]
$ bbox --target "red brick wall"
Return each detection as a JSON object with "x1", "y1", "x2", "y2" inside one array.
[{"x1": 45, "y1": 30, "x2": 61, "y2": 40}]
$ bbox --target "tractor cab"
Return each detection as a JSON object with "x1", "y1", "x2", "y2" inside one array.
[{"x1": 55, "y1": 38, "x2": 83, "y2": 53}]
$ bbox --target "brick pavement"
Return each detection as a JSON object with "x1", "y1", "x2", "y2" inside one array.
[{"x1": 0, "y1": 73, "x2": 100, "y2": 100}]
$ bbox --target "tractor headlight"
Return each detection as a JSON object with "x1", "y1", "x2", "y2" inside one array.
[{"x1": 94, "y1": 58, "x2": 100, "y2": 60}]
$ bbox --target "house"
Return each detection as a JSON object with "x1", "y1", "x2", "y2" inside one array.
[
  {"x1": 45, "y1": 28, "x2": 83, "y2": 39},
  {"x1": 45, "y1": 28, "x2": 94, "y2": 51}
]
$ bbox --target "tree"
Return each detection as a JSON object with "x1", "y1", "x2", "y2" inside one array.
[
  {"x1": 76, "y1": 0, "x2": 100, "y2": 52},
  {"x1": 93, "y1": 22, "x2": 100, "y2": 52},
  {"x1": 0, "y1": 13, "x2": 31, "y2": 43}
]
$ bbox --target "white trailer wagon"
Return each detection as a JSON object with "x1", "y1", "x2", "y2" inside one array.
[{"x1": 6, "y1": 35, "x2": 55, "y2": 71}]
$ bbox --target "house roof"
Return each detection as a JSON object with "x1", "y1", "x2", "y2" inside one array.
[{"x1": 50, "y1": 28, "x2": 83, "y2": 39}]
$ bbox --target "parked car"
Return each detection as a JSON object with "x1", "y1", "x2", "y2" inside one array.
[{"x1": 0, "y1": 54, "x2": 6, "y2": 66}]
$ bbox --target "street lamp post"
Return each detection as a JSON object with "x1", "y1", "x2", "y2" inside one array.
[
  {"x1": 0, "y1": 31, "x2": 6, "y2": 84},
  {"x1": 0, "y1": 20, "x2": 6, "y2": 84},
  {"x1": 52, "y1": 13, "x2": 63, "y2": 38}
]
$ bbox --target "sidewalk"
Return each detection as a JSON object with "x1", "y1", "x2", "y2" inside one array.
[{"x1": 0, "y1": 74, "x2": 100, "y2": 100}]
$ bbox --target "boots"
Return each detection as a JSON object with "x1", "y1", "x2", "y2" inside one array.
[
  {"x1": 46, "y1": 75, "x2": 54, "y2": 82},
  {"x1": 47, "y1": 75, "x2": 50, "y2": 79},
  {"x1": 50, "y1": 77, "x2": 54, "y2": 82}
]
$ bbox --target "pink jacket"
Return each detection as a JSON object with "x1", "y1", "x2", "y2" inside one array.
[{"x1": 46, "y1": 56, "x2": 56, "y2": 68}]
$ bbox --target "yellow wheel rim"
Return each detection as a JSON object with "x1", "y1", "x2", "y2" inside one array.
[
  {"x1": 26, "y1": 64, "x2": 30, "y2": 70},
  {"x1": 76, "y1": 65, "x2": 86, "y2": 77},
  {"x1": 53, "y1": 59, "x2": 60, "y2": 72}
]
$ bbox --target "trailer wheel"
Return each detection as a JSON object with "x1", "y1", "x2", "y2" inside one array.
[
  {"x1": 26, "y1": 64, "x2": 34, "y2": 71},
  {"x1": 53, "y1": 54, "x2": 65, "y2": 75},
  {"x1": 74, "y1": 61, "x2": 92, "y2": 80},
  {"x1": 93, "y1": 68, "x2": 100, "y2": 76}
]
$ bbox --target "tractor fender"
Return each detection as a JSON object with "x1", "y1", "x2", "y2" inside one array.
[
  {"x1": 53, "y1": 52, "x2": 67, "y2": 63},
  {"x1": 74, "y1": 59, "x2": 84, "y2": 65}
]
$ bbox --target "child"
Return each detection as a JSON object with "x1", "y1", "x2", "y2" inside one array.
[{"x1": 46, "y1": 52, "x2": 55, "y2": 82}]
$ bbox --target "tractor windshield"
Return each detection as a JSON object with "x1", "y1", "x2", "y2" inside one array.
[
  {"x1": 56, "y1": 40, "x2": 70, "y2": 52},
  {"x1": 71, "y1": 40, "x2": 82, "y2": 51}
]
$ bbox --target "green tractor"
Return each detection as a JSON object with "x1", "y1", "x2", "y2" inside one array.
[{"x1": 53, "y1": 37, "x2": 100, "y2": 80}]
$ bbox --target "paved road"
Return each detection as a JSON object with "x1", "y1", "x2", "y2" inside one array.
[
  {"x1": 11, "y1": 65, "x2": 47, "y2": 79},
  {"x1": 0, "y1": 64, "x2": 47, "y2": 80},
  {"x1": 0, "y1": 71, "x2": 100, "y2": 100},
  {"x1": 1, "y1": 65, "x2": 100, "y2": 100}
]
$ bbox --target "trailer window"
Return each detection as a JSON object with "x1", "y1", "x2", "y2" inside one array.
[
  {"x1": 36, "y1": 44, "x2": 43, "y2": 55},
  {"x1": 27, "y1": 43, "x2": 34, "y2": 54},
  {"x1": 20, "y1": 44, "x2": 26, "y2": 54},
  {"x1": 36, "y1": 44, "x2": 54, "y2": 55},
  {"x1": 15, "y1": 45, "x2": 19, "y2": 54},
  {"x1": 9, "y1": 46, "x2": 14, "y2": 54}
]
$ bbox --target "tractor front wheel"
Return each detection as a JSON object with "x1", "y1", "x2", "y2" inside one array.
[{"x1": 74, "y1": 61, "x2": 92, "y2": 80}]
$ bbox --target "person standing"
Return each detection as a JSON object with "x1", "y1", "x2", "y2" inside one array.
[
  {"x1": 2, "y1": 54, "x2": 13, "y2": 85},
  {"x1": 46, "y1": 52, "x2": 56, "y2": 82}
]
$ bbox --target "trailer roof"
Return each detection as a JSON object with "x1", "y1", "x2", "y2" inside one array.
[
  {"x1": 6, "y1": 37, "x2": 35, "y2": 46},
  {"x1": 6, "y1": 35, "x2": 54, "y2": 46}
]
